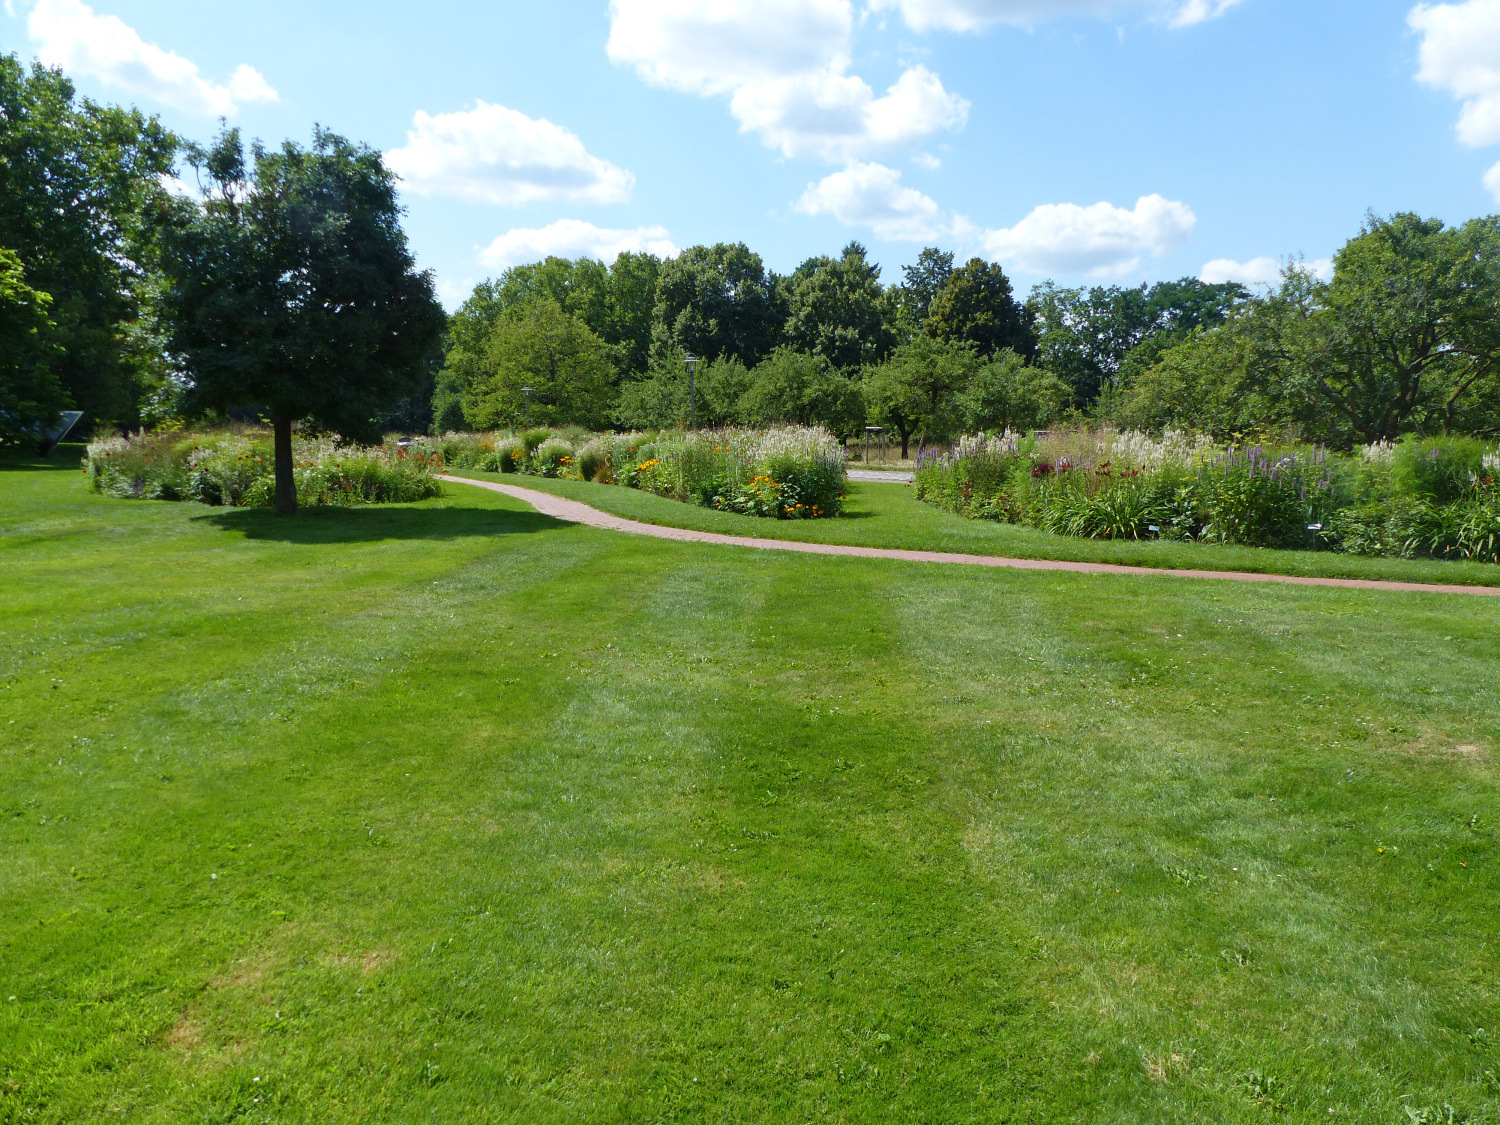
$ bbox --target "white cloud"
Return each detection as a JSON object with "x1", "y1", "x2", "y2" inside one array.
[
  {"x1": 866, "y1": 0, "x2": 1241, "y2": 33},
  {"x1": 607, "y1": 0, "x2": 968, "y2": 161},
  {"x1": 1411, "y1": 0, "x2": 1500, "y2": 147},
  {"x1": 435, "y1": 276, "x2": 476, "y2": 311},
  {"x1": 25, "y1": 0, "x2": 277, "y2": 115},
  {"x1": 795, "y1": 161, "x2": 952, "y2": 240},
  {"x1": 1201, "y1": 255, "x2": 1332, "y2": 286},
  {"x1": 1486, "y1": 157, "x2": 1500, "y2": 199},
  {"x1": 1199, "y1": 256, "x2": 1282, "y2": 287},
  {"x1": 478, "y1": 220, "x2": 679, "y2": 270},
  {"x1": 982, "y1": 194, "x2": 1196, "y2": 276},
  {"x1": 912, "y1": 151, "x2": 943, "y2": 169},
  {"x1": 385, "y1": 102, "x2": 634, "y2": 206}
]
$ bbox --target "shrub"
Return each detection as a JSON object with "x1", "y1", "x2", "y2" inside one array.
[
  {"x1": 1196, "y1": 446, "x2": 1330, "y2": 548},
  {"x1": 575, "y1": 438, "x2": 610, "y2": 483},
  {"x1": 1391, "y1": 436, "x2": 1491, "y2": 504},
  {"x1": 532, "y1": 437, "x2": 575, "y2": 478}
]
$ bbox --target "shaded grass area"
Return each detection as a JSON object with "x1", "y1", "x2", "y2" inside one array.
[
  {"x1": 475, "y1": 473, "x2": 1500, "y2": 588},
  {"x1": 2, "y1": 468, "x2": 1499, "y2": 1123}
]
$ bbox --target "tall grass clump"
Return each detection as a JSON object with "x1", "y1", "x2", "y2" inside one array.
[{"x1": 85, "y1": 431, "x2": 443, "y2": 507}]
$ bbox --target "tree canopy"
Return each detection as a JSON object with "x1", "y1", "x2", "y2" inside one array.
[
  {"x1": 0, "y1": 55, "x2": 176, "y2": 432},
  {"x1": 160, "y1": 127, "x2": 444, "y2": 511},
  {"x1": 1028, "y1": 277, "x2": 1248, "y2": 405},
  {"x1": 464, "y1": 299, "x2": 616, "y2": 430},
  {"x1": 0, "y1": 247, "x2": 64, "y2": 446},
  {"x1": 783, "y1": 242, "x2": 897, "y2": 370},
  {"x1": 651, "y1": 242, "x2": 783, "y2": 370},
  {"x1": 924, "y1": 257, "x2": 1033, "y2": 359}
]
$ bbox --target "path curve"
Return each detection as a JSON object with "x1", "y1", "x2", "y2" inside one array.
[{"x1": 443, "y1": 474, "x2": 1500, "y2": 598}]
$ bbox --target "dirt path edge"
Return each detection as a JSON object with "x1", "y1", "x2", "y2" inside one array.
[{"x1": 443, "y1": 474, "x2": 1500, "y2": 598}]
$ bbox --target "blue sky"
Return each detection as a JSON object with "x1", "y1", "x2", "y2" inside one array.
[{"x1": 5, "y1": 0, "x2": 1500, "y2": 305}]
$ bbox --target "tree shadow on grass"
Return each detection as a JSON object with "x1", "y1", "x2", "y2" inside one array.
[
  {"x1": 0, "y1": 443, "x2": 88, "y2": 472},
  {"x1": 195, "y1": 504, "x2": 566, "y2": 544}
]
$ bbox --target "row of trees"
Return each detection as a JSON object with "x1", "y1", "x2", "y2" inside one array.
[
  {"x1": 444, "y1": 212, "x2": 1500, "y2": 449},
  {"x1": 439, "y1": 242, "x2": 1251, "y2": 451}
]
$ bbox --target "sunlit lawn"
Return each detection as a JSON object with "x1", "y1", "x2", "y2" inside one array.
[
  {"x1": 490, "y1": 472, "x2": 1500, "y2": 588},
  {"x1": 3, "y1": 455, "x2": 1498, "y2": 1123}
]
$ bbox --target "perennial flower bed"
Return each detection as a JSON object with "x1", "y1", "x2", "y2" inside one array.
[
  {"x1": 421, "y1": 424, "x2": 847, "y2": 519},
  {"x1": 915, "y1": 428, "x2": 1500, "y2": 561},
  {"x1": 84, "y1": 430, "x2": 444, "y2": 507}
]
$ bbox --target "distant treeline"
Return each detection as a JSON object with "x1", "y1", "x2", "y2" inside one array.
[{"x1": 440, "y1": 214, "x2": 1500, "y2": 450}]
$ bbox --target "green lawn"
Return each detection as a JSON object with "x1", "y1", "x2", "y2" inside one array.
[
  {"x1": 472, "y1": 472, "x2": 1500, "y2": 589},
  {"x1": 3, "y1": 456, "x2": 1499, "y2": 1124}
]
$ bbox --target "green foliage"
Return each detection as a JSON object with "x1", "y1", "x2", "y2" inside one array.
[
  {"x1": 1322, "y1": 494, "x2": 1500, "y2": 562},
  {"x1": 862, "y1": 336, "x2": 977, "y2": 456},
  {"x1": 738, "y1": 347, "x2": 864, "y2": 437},
  {"x1": 463, "y1": 299, "x2": 616, "y2": 430},
  {"x1": 615, "y1": 350, "x2": 752, "y2": 429},
  {"x1": 957, "y1": 349, "x2": 1071, "y2": 434},
  {"x1": 783, "y1": 242, "x2": 897, "y2": 370},
  {"x1": 1390, "y1": 435, "x2": 1491, "y2": 503},
  {"x1": 0, "y1": 55, "x2": 177, "y2": 431},
  {"x1": 0, "y1": 247, "x2": 65, "y2": 446},
  {"x1": 650, "y1": 242, "x2": 783, "y2": 369},
  {"x1": 84, "y1": 430, "x2": 443, "y2": 507},
  {"x1": 1300, "y1": 213, "x2": 1500, "y2": 442},
  {"x1": 897, "y1": 246, "x2": 954, "y2": 328},
  {"x1": 924, "y1": 257, "x2": 1032, "y2": 358},
  {"x1": 1028, "y1": 276, "x2": 1247, "y2": 406},
  {"x1": 1195, "y1": 447, "x2": 1328, "y2": 548},
  {"x1": 159, "y1": 127, "x2": 444, "y2": 513}
]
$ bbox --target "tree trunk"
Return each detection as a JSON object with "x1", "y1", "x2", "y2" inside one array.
[
  {"x1": 900, "y1": 428, "x2": 912, "y2": 459},
  {"x1": 272, "y1": 412, "x2": 297, "y2": 515}
]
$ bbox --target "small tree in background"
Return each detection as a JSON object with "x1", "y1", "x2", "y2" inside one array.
[
  {"x1": 160, "y1": 127, "x2": 444, "y2": 513},
  {"x1": 958, "y1": 349, "x2": 1072, "y2": 434},
  {"x1": 863, "y1": 337, "x2": 977, "y2": 457},
  {"x1": 739, "y1": 347, "x2": 864, "y2": 437},
  {"x1": 464, "y1": 298, "x2": 615, "y2": 429}
]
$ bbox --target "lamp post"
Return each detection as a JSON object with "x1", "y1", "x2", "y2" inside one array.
[
  {"x1": 521, "y1": 385, "x2": 532, "y2": 426},
  {"x1": 683, "y1": 353, "x2": 699, "y2": 430}
]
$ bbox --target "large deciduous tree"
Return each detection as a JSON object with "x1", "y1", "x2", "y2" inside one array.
[
  {"x1": 924, "y1": 257, "x2": 1033, "y2": 358},
  {"x1": 464, "y1": 299, "x2": 616, "y2": 430},
  {"x1": 1294, "y1": 213, "x2": 1500, "y2": 442},
  {"x1": 862, "y1": 336, "x2": 977, "y2": 457},
  {"x1": 957, "y1": 349, "x2": 1071, "y2": 434},
  {"x1": 783, "y1": 242, "x2": 897, "y2": 370},
  {"x1": 160, "y1": 127, "x2": 445, "y2": 513},
  {"x1": 898, "y1": 247, "x2": 954, "y2": 329},
  {"x1": 0, "y1": 56, "x2": 176, "y2": 431},
  {"x1": 651, "y1": 243, "x2": 783, "y2": 369},
  {"x1": 738, "y1": 347, "x2": 864, "y2": 437}
]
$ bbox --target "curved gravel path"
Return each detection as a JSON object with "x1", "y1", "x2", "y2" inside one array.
[{"x1": 444, "y1": 474, "x2": 1500, "y2": 598}]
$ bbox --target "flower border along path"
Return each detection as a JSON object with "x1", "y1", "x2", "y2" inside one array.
[{"x1": 442, "y1": 474, "x2": 1500, "y2": 598}]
